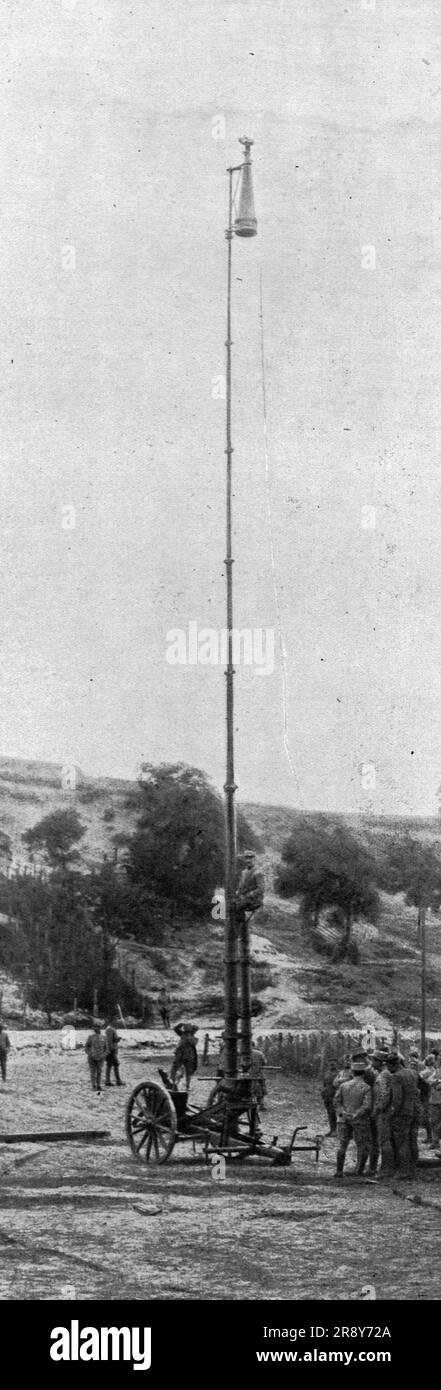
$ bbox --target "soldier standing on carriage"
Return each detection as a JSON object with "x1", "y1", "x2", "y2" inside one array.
[{"x1": 170, "y1": 1023, "x2": 199, "y2": 1091}]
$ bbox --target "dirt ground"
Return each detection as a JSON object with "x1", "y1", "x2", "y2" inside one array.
[{"x1": 0, "y1": 1032, "x2": 440, "y2": 1302}]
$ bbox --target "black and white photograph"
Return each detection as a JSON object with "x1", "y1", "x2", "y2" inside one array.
[{"x1": 0, "y1": 0, "x2": 439, "y2": 1367}]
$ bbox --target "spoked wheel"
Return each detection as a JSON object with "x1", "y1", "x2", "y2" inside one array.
[{"x1": 126, "y1": 1081, "x2": 177, "y2": 1165}]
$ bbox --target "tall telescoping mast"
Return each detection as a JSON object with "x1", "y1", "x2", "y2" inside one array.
[{"x1": 223, "y1": 137, "x2": 257, "y2": 1088}]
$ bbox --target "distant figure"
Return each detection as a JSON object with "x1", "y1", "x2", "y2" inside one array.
[
  {"x1": 0, "y1": 1024, "x2": 10, "y2": 1082},
  {"x1": 321, "y1": 1060, "x2": 338, "y2": 1136},
  {"x1": 158, "y1": 988, "x2": 171, "y2": 1029},
  {"x1": 419, "y1": 1053, "x2": 436, "y2": 1144},
  {"x1": 170, "y1": 1023, "x2": 198, "y2": 1091},
  {"x1": 85, "y1": 1022, "x2": 106, "y2": 1094},
  {"x1": 217, "y1": 1033, "x2": 226, "y2": 1078},
  {"x1": 250, "y1": 1043, "x2": 267, "y2": 1109},
  {"x1": 104, "y1": 1018, "x2": 123, "y2": 1087},
  {"x1": 427, "y1": 1053, "x2": 441, "y2": 1149}
]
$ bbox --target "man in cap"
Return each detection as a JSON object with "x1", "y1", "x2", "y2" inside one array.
[
  {"x1": 170, "y1": 1023, "x2": 198, "y2": 1092},
  {"x1": 395, "y1": 1054, "x2": 420, "y2": 1175},
  {"x1": 85, "y1": 1021, "x2": 106, "y2": 1094},
  {"x1": 363, "y1": 1050, "x2": 388, "y2": 1176},
  {"x1": 385, "y1": 1052, "x2": 418, "y2": 1177},
  {"x1": 235, "y1": 851, "x2": 265, "y2": 921},
  {"x1": 334, "y1": 1053, "x2": 372, "y2": 1177},
  {"x1": 104, "y1": 1016, "x2": 123, "y2": 1087},
  {"x1": 373, "y1": 1051, "x2": 401, "y2": 1175}
]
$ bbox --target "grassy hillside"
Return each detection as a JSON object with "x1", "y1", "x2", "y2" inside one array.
[
  {"x1": 0, "y1": 756, "x2": 138, "y2": 872},
  {"x1": 0, "y1": 759, "x2": 440, "y2": 1032}
]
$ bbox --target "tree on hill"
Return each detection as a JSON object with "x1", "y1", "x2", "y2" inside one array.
[
  {"x1": 380, "y1": 835, "x2": 441, "y2": 942},
  {"x1": 0, "y1": 831, "x2": 12, "y2": 870},
  {"x1": 126, "y1": 762, "x2": 258, "y2": 925},
  {"x1": 22, "y1": 809, "x2": 86, "y2": 871},
  {"x1": 275, "y1": 821, "x2": 381, "y2": 961},
  {"x1": 1, "y1": 869, "x2": 120, "y2": 1017}
]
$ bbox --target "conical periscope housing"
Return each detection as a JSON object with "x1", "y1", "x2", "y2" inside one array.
[{"x1": 234, "y1": 160, "x2": 257, "y2": 237}]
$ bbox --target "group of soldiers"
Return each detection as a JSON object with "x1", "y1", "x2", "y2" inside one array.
[{"x1": 321, "y1": 1044, "x2": 441, "y2": 1179}]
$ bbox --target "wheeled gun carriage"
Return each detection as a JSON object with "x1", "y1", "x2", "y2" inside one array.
[{"x1": 125, "y1": 1073, "x2": 322, "y2": 1168}]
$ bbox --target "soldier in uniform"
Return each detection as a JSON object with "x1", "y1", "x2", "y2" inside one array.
[
  {"x1": 320, "y1": 1060, "x2": 339, "y2": 1136},
  {"x1": 249, "y1": 1042, "x2": 267, "y2": 1108},
  {"x1": 364, "y1": 1050, "x2": 388, "y2": 1176},
  {"x1": 85, "y1": 1022, "x2": 106, "y2": 1094},
  {"x1": 374, "y1": 1051, "x2": 406, "y2": 1176},
  {"x1": 397, "y1": 1055, "x2": 420, "y2": 1175},
  {"x1": 235, "y1": 851, "x2": 265, "y2": 921},
  {"x1": 170, "y1": 1023, "x2": 198, "y2": 1091},
  {"x1": 104, "y1": 1017, "x2": 123, "y2": 1087},
  {"x1": 387, "y1": 1052, "x2": 418, "y2": 1177},
  {"x1": 427, "y1": 1052, "x2": 441, "y2": 1150},
  {"x1": 334, "y1": 1053, "x2": 372, "y2": 1177}
]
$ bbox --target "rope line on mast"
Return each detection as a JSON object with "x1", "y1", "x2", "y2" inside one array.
[{"x1": 259, "y1": 268, "x2": 303, "y2": 802}]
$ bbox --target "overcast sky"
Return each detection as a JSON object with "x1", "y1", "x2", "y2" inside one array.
[{"x1": 1, "y1": 0, "x2": 441, "y2": 814}]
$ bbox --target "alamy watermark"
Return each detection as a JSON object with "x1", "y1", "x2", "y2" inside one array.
[{"x1": 165, "y1": 621, "x2": 274, "y2": 675}]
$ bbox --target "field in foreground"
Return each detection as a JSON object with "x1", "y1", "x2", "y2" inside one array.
[{"x1": 0, "y1": 1033, "x2": 440, "y2": 1302}]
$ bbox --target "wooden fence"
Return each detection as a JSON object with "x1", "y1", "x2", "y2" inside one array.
[{"x1": 255, "y1": 1030, "x2": 441, "y2": 1077}]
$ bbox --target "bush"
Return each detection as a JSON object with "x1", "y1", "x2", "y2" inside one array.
[
  {"x1": 310, "y1": 930, "x2": 334, "y2": 958},
  {"x1": 201, "y1": 991, "x2": 224, "y2": 1013},
  {"x1": 332, "y1": 938, "x2": 360, "y2": 965},
  {"x1": 148, "y1": 948, "x2": 169, "y2": 973},
  {"x1": 138, "y1": 993, "x2": 156, "y2": 1026},
  {"x1": 251, "y1": 964, "x2": 274, "y2": 991},
  {"x1": 202, "y1": 960, "x2": 223, "y2": 988}
]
